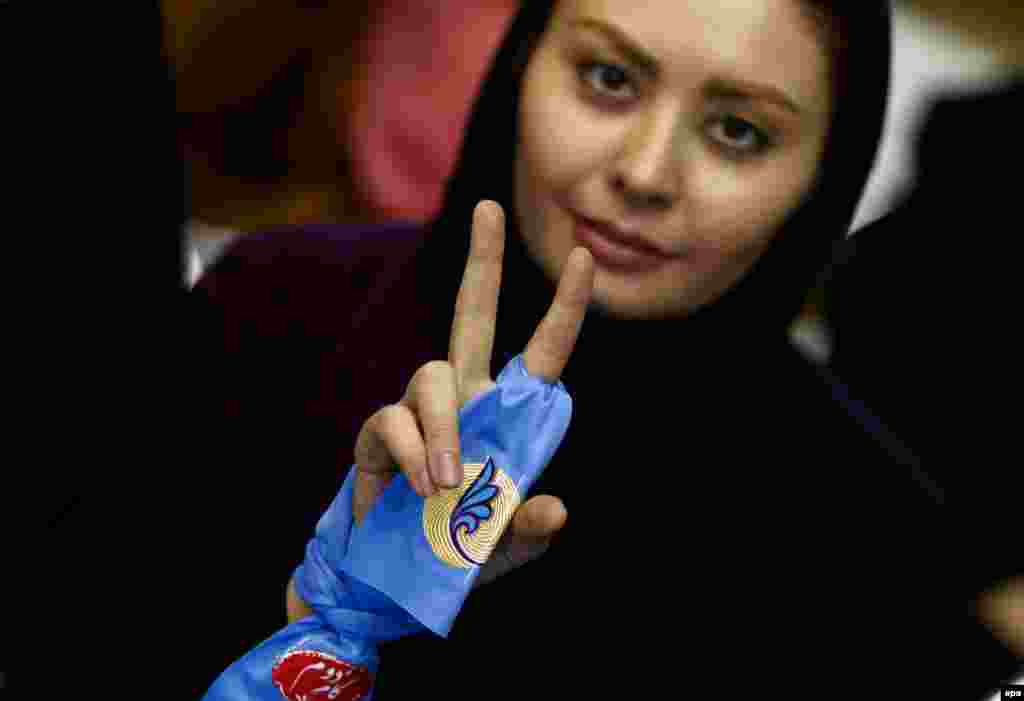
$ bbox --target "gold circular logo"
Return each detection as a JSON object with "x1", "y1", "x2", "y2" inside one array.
[{"x1": 422, "y1": 457, "x2": 520, "y2": 569}]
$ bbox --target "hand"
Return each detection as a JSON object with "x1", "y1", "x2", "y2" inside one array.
[{"x1": 351, "y1": 200, "x2": 594, "y2": 586}]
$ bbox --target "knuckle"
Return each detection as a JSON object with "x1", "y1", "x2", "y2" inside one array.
[
  {"x1": 355, "y1": 407, "x2": 383, "y2": 446},
  {"x1": 375, "y1": 403, "x2": 405, "y2": 432},
  {"x1": 358, "y1": 404, "x2": 422, "y2": 475},
  {"x1": 424, "y1": 419, "x2": 457, "y2": 445},
  {"x1": 414, "y1": 360, "x2": 454, "y2": 386},
  {"x1": 554, "y1": 325, "x2": 576, "y2": 355},
  {"x1": 551, "y1": 314, "x2": 579, "y2": 352},
  {"x1": 533, "y1": 327, "x2": 567, "y2": 364},
  {"x1": 353, "y1": 428, "x2": 378, "y2": 468},
  {"x1": 383, "y1": 404, "x2": 423, "y2": 443},
  {"x1": 409, "y1": 361, "x2": 459, "y2": 411},
  {"x1": 360, "y1": 404, "x2": 405, "y2": 455}
]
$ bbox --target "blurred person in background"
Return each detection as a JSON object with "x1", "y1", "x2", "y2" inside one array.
[
  {"x1": 788, "y1": 0, "x2": 1019, "y2": 364},
  {"x1": 164, "y1": 1, "x2": 521, "y2": 288},
  {"x1": 818, "y1": 1, "x2": 1024, "y2": 698}
]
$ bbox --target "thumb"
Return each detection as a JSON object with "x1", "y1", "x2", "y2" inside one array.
[
  {"x1": 473, "y1": 495, "x2": 567, "y2": 588},
  {"x1": 509, "y1": 494, "x2": 568, "y2": 539}
]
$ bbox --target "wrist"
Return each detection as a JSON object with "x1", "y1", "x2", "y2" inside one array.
[{"x1": 286, "y1": 576, "x2": 315, "y2": 624}]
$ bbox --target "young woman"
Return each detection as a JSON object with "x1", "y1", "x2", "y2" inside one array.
[{"x1": 191, "y1": 1, "x2": 934, "y2": 697}]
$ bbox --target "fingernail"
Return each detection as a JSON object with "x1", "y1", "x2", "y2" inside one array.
[
  {"x1": 415, "y1": 472, "x2": 435, "y2": 498},
  {"x1": 436, "y1": 451, "x2": 461, "y2": 489}
]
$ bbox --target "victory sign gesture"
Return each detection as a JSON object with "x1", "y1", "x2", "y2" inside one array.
[{"x1": 351, "y1": 200, "x2": 594, "y2": 588}]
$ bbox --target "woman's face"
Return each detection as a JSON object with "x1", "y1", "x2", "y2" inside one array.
[{"x1": 515, "y1": 0, "x2": 833, "y2": 319}]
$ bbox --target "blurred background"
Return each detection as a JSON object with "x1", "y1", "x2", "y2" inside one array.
[
  {"x1": 167, "y1": 0, "x2": 519, "y2": 284},
  {"x1": 166, "y1": 0, "x2": 1023, "y2": 356}
]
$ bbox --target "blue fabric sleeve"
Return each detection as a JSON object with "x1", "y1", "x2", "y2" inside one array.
[{"x1": 201, "y1": 354, "x2": 572, "y2": 700}]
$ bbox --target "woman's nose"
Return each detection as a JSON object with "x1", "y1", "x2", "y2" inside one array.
[{"x1": 610, "y1": 108, "x2": 685, "y2": 211}]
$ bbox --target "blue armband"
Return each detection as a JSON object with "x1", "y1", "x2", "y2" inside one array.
[{"x1": 202, "y1": 355, "x2": 572, "y2": 701}]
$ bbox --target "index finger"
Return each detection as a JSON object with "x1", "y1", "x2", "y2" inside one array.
[
  {"x1": 448, "y1": 200, "x2": 506, "y2": 384},
  {"x1": 522, "y1": 247, "x2": 594, "y2": 382}
]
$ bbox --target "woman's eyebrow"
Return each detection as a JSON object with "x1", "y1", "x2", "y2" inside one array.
[
  {"x1": 569, "y1": 17, "x2": 660, "y2": 79},
  {"x1": 704, "y1": 78, "x2": 804, "y2": 116},
  {"x1": 569, "y1": 17, "x2": 804, "y2": 117}
]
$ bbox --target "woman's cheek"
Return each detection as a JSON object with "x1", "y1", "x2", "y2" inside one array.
[
  {"x1": 698, "y1": 166, "x2": 806, "y2": 257},
  {"x1": 534, "y1": 98, "x2": 609, "y2": 179},
  {"x1": 693, "y1": 169, "x2": 765, "y2": 255}
]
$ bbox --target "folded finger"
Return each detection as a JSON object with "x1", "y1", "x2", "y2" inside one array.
[
  {"x1": 509, "y1": 494, "x2": 568, "y2": 539},
  {"x1": 405, "y1": 360, "x2": 462, "y2": 489},
  {"x1": 354, "y1": 403, "x2": 431, "y2": 498}
]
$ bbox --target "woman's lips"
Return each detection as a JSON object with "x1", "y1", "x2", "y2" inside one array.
[{"x1": 572, "y1": 216, "x2": 680, "y2": 273}]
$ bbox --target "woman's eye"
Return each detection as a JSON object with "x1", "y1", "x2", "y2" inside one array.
[
  {"x1": 578, "y1": 62, "x2": 636, "y2": 101},
  {"x1": 708, "y1": 115, "x2": 771, "y2": 156}
]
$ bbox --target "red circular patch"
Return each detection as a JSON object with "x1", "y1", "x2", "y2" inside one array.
[{"x1": 271, "y1": 649, "x2": 372, "y2": 701}]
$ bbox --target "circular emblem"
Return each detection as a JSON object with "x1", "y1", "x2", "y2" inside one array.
[
  {"x1": 422, "y1": 456, "x2": 520, "y2": 568},
  {"x1": 271, "y1": 649, "x2": 372, "y2": 701}
]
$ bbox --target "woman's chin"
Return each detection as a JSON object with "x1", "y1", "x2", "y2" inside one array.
[{"x1": 588, "y1": 282, "x2": 698, "y2": 321}]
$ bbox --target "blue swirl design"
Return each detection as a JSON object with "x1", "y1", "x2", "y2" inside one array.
[{"x1": 449, "y1": 456, "x2": 501, "y2": 566}]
